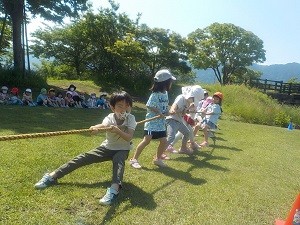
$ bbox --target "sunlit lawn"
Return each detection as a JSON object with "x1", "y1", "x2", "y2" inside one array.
[{"x1": 0, "y1": 105, "x2": 299, "y2": 224}]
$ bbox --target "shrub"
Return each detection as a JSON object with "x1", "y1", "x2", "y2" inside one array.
[
  {"x1": 274, "y1": 112, "x2": 291, "y2": 127},
  {"x1": 0, "y1": 68, "x2": 48, "y2": 91}
]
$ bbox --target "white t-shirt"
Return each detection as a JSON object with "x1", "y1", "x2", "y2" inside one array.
[
  {"x1": 100, "y1": 113, "x2": 137, "y2": 150},
  {"x1": 166, "y1": 94, "x2": 189, "y2": 122}
]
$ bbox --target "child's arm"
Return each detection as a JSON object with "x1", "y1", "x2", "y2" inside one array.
[
  {"x1": 147, "y1": 106, "x2": 165, "y2": 117},
  {"x1": 89, "y1": 123, "x2": 134, "y2": 142},
  {"x1": 168, "y1": 102, "x2": 179, "y2": 115},
  {"x1": 109, "y1": 125, "x2": 134, "y2": 142},
  {"x1": 89, "y1": 124, "x2": 111, "y2": 135}
]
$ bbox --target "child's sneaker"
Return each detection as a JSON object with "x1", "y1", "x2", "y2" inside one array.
[
  {"x1": 99, "y1": 187, "x2": 119, "y2": 205},
  {"x1": 34, "y1": 173, "x2": 57, "y2": 189},
  {"x1": 129, "y1": 158, "x2": 142, "y2": 169},
  {"x1": 178, "y1": 148, "x2": 193, "y2": 155},
  {"x1": 153, "y1": 159, "x2": 168, "y2": 167},
  {"x1": 166, "y1": 145, "x2": 178, "y2": 153}
]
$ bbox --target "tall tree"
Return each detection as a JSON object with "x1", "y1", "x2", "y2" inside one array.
[
  {"x1": 188, "y1": 23, "x2": 266, "y2": 85},
  {"x1": 31, "y1": 21, "x2": 92, "y2": 78},
  {"x1": 0, "y1": 14, "x2": 12, "y2": 66},
  {"x1": 0, "y1": 0, "x2": 88, "y2": 73}
]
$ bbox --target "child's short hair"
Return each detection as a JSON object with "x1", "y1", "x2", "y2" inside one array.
[{"x1": 109, "y1": 91, "x2": 133, "y2": 107}]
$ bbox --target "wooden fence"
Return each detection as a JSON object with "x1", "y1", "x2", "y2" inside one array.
[{"x1": 249, "y1": 78, "x2": 300, "y2": 95}]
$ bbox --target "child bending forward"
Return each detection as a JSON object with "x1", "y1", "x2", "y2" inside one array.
[{"x1": 34, "y1": 91, "x2": 137, "y2": 206}]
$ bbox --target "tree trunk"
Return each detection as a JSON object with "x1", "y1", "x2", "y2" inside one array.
[{"x1": 3, "y1": 0, "x2": 25, "y2": 72}]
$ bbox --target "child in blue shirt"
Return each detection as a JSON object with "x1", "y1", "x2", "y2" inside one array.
[
  {"x1": 129, "y1": 69, "x2": 176, "y2": 169},
  {"x1": 36, "y1": 88, "x2": 48, "y2": 106},
  {"x1": 199, "y1": 92, "x2": 223, "y2": 147}
]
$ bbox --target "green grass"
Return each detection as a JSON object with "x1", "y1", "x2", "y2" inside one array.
[{"x1": 0, "y1": 105, "x2": 299, "y2": 225}]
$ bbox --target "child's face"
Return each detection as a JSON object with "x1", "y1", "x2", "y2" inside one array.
[
  {"x1": 213, "y1": 96, "x2": 221, "y2": 104},
  {"x1": 25, "y1": 91, "x2": 31, "y2": 95},
  {"x1": 111, "y1": 100, "x2": 131, "y2": 120}
]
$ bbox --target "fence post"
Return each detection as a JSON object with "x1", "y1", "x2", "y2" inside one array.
[
  {"x1": 288, "y1": 83, "x2": 292, "y2": 95},
  {"x1": 264, "y1": 79, "x2": 267, "y2": 93}
]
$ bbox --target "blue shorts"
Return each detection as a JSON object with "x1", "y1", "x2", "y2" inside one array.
[
  {"x1": 144, "y1": 130, "x2": 166, "y2": 139},
  {"x1": 201, "y1": 119, "x2": 217, "y2": 130}
]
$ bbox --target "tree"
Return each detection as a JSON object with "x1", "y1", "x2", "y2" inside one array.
[
  {"x1": 31, "y1": 20, "x2": 93, "y2": 79},
  {"x1": 188, "y1": 23, "x2": 266, "y2": 85},
  {"x1": 135, "y1": 25, "x2": 191, "y2": 77},
  {"x1": 0, "y1": 0, "x2": 88, "y2": 73},
  {"x1": 0, "y1": 14, "x2": 12, "y2": 67},
  {"x1": 231, "y1": 68, "x2": 262, "y2": 84}
]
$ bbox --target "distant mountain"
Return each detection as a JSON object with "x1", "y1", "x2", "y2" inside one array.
[
  {"x1": 250, "y1": 63, "x2": 300, "y2": 81},
  {"x1": 195, "y1": 62, "x2": 300, "y2": 84}
]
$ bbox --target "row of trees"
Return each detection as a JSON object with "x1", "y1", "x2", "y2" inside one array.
[{"x1": 0, "y1": 0, "x2": 266, "y2": 93}]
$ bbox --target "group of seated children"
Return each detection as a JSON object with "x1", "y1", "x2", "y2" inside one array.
[{"x1": 0, "y1": 84, "x2": 109, "y2": 109}]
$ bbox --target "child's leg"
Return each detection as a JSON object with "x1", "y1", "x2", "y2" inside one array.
[
  {"x1": 187, "y1": 124, "x2": 198, "y2": 145},
  {"x1": 156, "y1": 137, "x2": 168, "y2": 159},
  {"x1": 193, "y1": 123, "x2": 200, "y2": 136},
  {"x1": 112, "y1": 150, "x2": 130, "y2": 186},
  {"x1": 51, "y1": 147, "x2": 112, "y2": 179},
  {"x1": 172, "y1": 131, "x2": 183, "y2": 146},
  {"x1": 166, "y1": 119, "x2": 180, "y2": 145},
  {"x1": 202, "y1": 125, "x2": 209, "y2": 144},
  {"x1": 177, "y1": 123, "x2": 191, "y2": 151},
  {"x1": 131, "y1": 135, "x2": 152, "y2": 160}
]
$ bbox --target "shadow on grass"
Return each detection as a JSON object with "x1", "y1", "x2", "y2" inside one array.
[
  {"x1": 142, "y1": 165, "x2": 207, "y2": 186},
  {"x1": 173, "y1": 154, "x2": 230, "y2": 173},
  {"x1": 57, "y1": 181, "x2": 156, "y2": 210},
  {"x1": 208, "y1": 144, "x2": 243, "y2": 154},
  {"x1": 58, "y1": 180, "x2": 157, "y2": 225}
]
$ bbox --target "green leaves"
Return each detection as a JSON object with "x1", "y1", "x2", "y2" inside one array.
[{"x1": 188, "y1": 23, "x2": 266, "y2": 85}]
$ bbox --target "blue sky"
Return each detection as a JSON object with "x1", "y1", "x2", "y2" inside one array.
[
  {"x1": 91, "y1": 0, "x2": 300, "y2": 65},
  {"x1": 29, "y1": 0, "x2": 300, "y2": 65}
]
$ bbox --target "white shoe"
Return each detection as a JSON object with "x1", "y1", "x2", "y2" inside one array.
[
  {"x1": 129, "y1": 159, "x2": 142, "y2": 169},
  {"x1": 99, "y1": 187, "x2": 119, "y2": 205},
  {"x1": 153, "y1": 159, "x2": 168, "y2": 167},
  {"x1": 34, "y1": 173, "x2": 57, "y2": 189}
]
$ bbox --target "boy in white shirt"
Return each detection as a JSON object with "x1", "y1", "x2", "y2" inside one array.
[{"x1": 34, "y1": 91, "x2": 137, "y2": 205}]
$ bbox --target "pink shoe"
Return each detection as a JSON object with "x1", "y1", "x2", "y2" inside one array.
[
  {"x1": 178, "y1": 148, "x2": 193, "y2": 155},
  {"x1": 200, "y1": 141, "x2": 209, "y2": 147},
  {"x1": 166, "y1": 145, "x2": 178, "y2": 153}
]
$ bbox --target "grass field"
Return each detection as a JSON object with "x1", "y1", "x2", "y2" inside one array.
[{"x1": 0, "y1": 104, "x2": 299, "y2": 225}]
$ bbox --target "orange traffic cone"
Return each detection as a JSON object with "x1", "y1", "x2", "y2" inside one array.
[{"x1": 275, "y1": 194, "x2": 300, "y2": 225}]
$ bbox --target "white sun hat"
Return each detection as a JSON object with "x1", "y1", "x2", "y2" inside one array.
[{"x1": 154, "y1": 69, "x2": 176, "y2": 82}]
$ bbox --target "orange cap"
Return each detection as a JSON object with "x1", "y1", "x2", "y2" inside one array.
[{"x1": 213, "y1": 92, "x2": 224, "y2": 100}]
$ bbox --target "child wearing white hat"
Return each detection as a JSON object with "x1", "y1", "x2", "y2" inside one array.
[
  {"x1": 0, "y1": 86, "x2": 9, "y2": 104},
  {"x1": 22, "y1": 88, "x2": 36, "y2": 106}
]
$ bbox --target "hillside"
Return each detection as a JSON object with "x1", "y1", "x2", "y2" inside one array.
[{"x1": 195, "y1": 62, "x2": 300, "y2": 84}]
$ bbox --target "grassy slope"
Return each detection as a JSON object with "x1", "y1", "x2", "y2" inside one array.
[
  {"x1": 0, "y1": 80, "x2": 299, "y2": 224},
  {"x1": 0, "y1": 104, "x2": 299, "y2": 225}
]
